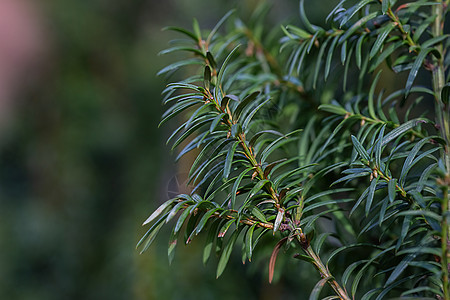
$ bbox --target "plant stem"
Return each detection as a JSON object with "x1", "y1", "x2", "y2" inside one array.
[
  {"x1": 301, "y1": 242, "x2": 350, "y2": 300},
  {"x1": 442, "y1": 184, "x2": 449, "y2": 298},
  {"x1": 386, "y1": 7, "x2": 418, "y2": 50},
  {"x1": 202, "y1": 50, "x2": 282, "y2": 207},
  {"x1": 432, "y1": 2, "x2": 449, "y2": 173},
  {"x1": 431, "y1": 2, "x2": 450, "y2": 298},
  {"x1": 342, "y1": 111, "x2": 426, "y2": 140},
  {"x1": 372, "y1": 166, "x2": 413, "y2": 204}
]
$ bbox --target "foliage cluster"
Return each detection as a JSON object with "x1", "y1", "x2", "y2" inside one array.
[{"x1": 139, "y1": 0, "x2": 450, "y2": 298}]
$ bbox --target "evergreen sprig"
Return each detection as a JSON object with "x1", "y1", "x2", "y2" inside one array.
[{"x1": 139, "y1": 1, "x2": 450, "y2": 298}]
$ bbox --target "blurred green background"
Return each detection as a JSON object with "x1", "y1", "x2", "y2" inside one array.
[{"x1": 0, "y1": 0, "x2": 336, "y2": 299}]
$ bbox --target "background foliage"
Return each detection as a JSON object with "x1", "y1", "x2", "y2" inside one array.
[{"x1": 0, "y1": 0, "x2": 324, "y2": 299}]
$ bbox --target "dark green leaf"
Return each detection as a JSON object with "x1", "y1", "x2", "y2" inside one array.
[
  {"x1": 285, "y1": 25, "x2": 311, "y2": 39},
  {"x1": 203, "y1": 220, "x2": 221, "y2": 265},
  {"x1": 230, "y1": 123, "x2": 242, "y2": 138},
  {"x1": 326, "y1": 243, "x2": 385, "y2": 267},
  {"x1": 233, "y1": 91, "x2": 261, "y2": 121},
  {"x1": 325, "y1": 35, "x2": 340, "y2": 79},
  {"x1": 313, "y1": 233, "x2": 331, "y2": 255},
  {"x1": 351, "y1": 246, "x2": 395, "y2": 297},
  {"x1": 351, "y1": 135, "x2": 370, "y2": 161},
  {"x1": 157, "y1": 59, "x2": 203, "y2": 76},
  {"x1": 196, "y1": 208, "x2": 221, "y2": 235},
  {"x1": 171, "y1": 117, "x2": 215, "y2": 150},
  {"x1": 242, "y1": 98, "x2": 271, "y2": 130},
  {"x1": 249, "y1": 205, "x2": 267, "y2": 222},
  {"x1": 350, "y1": 186, "x2": 370, "y2": 215},
  {"x1": 396, "y1": 215, "x2": 411, "y2": 251},
  {"x1": 342, "y1": 260, "x2": 367, "y2": 287},
  {"x1": 369, "y1": 22, "x2": 396, "y2": 59},
  {"x1": 249, "y1": 179, "x2": 270, "y2": 198},
  {"x1": 386, "y1": 253, "x2": 417, "y2": 286},
  {"x1": 206, "y1": 51, "x2": 217, "y2": 69},
  {"x1": 261, "y1": 130, "x2": 301, "y2": 163},
  {"x1": 416, "y1": 163, "x2": 437, "y2": 193},
  {"x1": 206, "y1": 9, "x2": 235, "y2": 46},
  {"x1": 299, "y1": 0, "x2": 316, "y2": 33},
  {"x1": 369, "y1": 41, "x2": 402, "y2": 72},
  {"x1": 293, "y1": 253, "x2": 314, "y2": 263},
  {"x1": 296, "y1": 43, "x2": 308, "y2": 73},
  {"x1": 307, "y1": 31, "x2": 320, "y2": 54},
  {"x1": 441, "y1": 82, "x2": 450, "y2": 105},
  {"x1": 340, "y1": 40, "x2": 347, "y2": 65},
  {"x1": 221, "y1": 94, "x2": 239, "y2": 111},
  {"x1": 245, "y1": 223, "x2": 258, "y2": 261},
  {"x1": 158, "y1": 46, "x2": 205, "y2": 57},
  {"x1": 166, "y1": 199, "x2": 193, "y2": 223},
  {"x1": 203, "y1": 66, "x2": 211, "y2": 90},
  {"x1": 192, "y1": 18, "x2": 202, "y2": 41},
  {"x1": 339, "y1": 12, "x2": 379, "y2": 43},
  {"x1": 365, "y1": 178, "x2": 378, "y2": 216},
  {"x1": 319, "y1": 104, "x2": 348, "y2": 115},
  {"x1": 137, "y1": 212, "x2": 170, "y2": 252},
  {"x1": 374, "y1": 125, "x2": 386, "y2": 167},
  {"x1": 174, "y1": 206, "x2": 195, "y2": 234},
  {"x1": 388, "y1": 178, "x2": 396, "y2": 203},
  {"x1": 305, "y1": 188, "x2": 354, "y2": 205},
  {"x1": 159, "y1": 100, "x2": 203, "y2": 127},
  {"x1": 264, "y1": 158, "x2": 288, "y2": 178},
  {"x1": 399, "y1": 137, "x2": 431, "y2": 185},
  {"x1": 224, "y1": 141, "x2": 239, "y2": 179},
  {"x1": 396, "y1": 210, "x2": 442, "y2": 222},
  {"x1": 215, "y1": 45, "x2": 241, "y2": 100},
  {"x1": 422, "y1": 34, "x2": 449, "y2": 49},
  {"x1": 368, "y1": 70, "x2": 382, "y2": 120},
  {"x1": 309, "y1": 277, "x2": 330, "y2": 300},
  {"x1": 163, "y1": 26, "x2": 198, "y2": 41},
  {"x1": 216, "y1": 228, "x2": 241, "y2": 278},
  {"x1": 139, "y1": 221, "x2": 165, "y2": 254},
  {"x1": 231, "y1": 167, "x2": 254, "y2": 208},
  {"x1": 167, "y1": 228, "x2": 178, "y2": 265},
  {"x1": 405, "y1": 48, "x2": 433, "y2": 96},
  {"x1": 397, "y1": 247, "x2": 441, "y2": 256},
  {"x1": 209, "y1": 113, "x2": 226, "y2": 132},
  {"x1": 249, "y1": 130, "x2": 285, "y2": 147},
  {"x1": 287, "y1": 42, "x2": 305, "y2": 76},
  {"x1": 413, "y1": 15, "x2": 436, "y2": 42},
  {"x1": 218, "y1": 219, "x2": 235, "y2": 238},
  {"x1": 313, "y1": 38, "x2": 329, "y2": 89},
  {"x1": 188, "y1": 138, "x2": 228, "y2": 179},
  {"x1": 356, "y1": 33, "x2": 367, "y2": 69},
  {"x1": 381, "y1": 0, "x2": 390, "y2": 13},
  {"x1": 339, "y1": 0, "x2": 374, "y2": 28},
  {"x1": 142, "y1": 199, "x2": 175, "y2": 226},
  {"x1": 378, "y1": 196, "x2": 389, "y2": 225},
  {"x1": 381, "y1": 119, "x2": 427, "y2": 146},
  {"x1": 184, "y1": 102, "x2": 214, "y2": 130}
]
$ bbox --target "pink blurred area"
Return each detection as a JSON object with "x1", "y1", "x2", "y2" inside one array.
[{"x1": 0, "y1": 0, "x2": 47, "y2": 125}]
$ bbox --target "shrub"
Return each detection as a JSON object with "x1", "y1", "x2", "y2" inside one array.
[{"x1": 138, "y1": 1, "x2": 450, "y2": 298}]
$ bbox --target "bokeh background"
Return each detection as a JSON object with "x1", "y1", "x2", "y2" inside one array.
[{"x1": 0, "y1": 0, "x2": 336, "y2": 299}]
